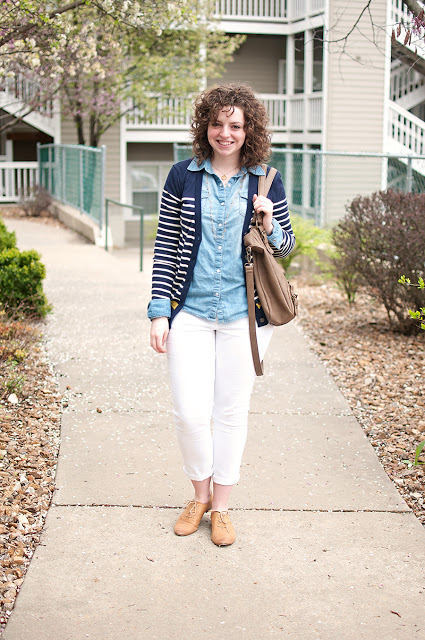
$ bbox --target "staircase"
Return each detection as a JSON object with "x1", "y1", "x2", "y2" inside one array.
[
  {"x1": 387, "y1": 3, "x2": 425, "y2": 181},
  {"x1": 0, "y1": 75, "x2": 59, "y2": 139}
]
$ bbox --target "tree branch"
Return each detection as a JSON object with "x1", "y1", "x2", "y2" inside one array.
[
  {"x1": 0, "y1": 2, "x2": 89, "y2": 48},
  {"x1": 326, "y1": 0, "x2": 374, "y2": 45}
]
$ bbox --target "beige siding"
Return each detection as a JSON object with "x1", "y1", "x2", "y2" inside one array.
[
  {"x1": 60, "y1": 114, "x2": 120, "y2": 201},
  {"x1": 209, "y1": 34, "x2": 285, "y2": 93},
  {"x1": 323, "y1": 155, "x2": 385, "y2": 226},
  {"x1": 325, "y1": 0, "x2": 388, "y2": 153},
  {"x1": 324, "y1": 1, "x2": 388, "y2": 224}
]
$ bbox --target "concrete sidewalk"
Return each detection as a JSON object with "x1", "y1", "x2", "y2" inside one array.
[{"x1": 2, "y1": 218, "x2": 424, "y2": 640}]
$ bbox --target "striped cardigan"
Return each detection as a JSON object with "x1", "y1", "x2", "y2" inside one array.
[{"x1": 149, "y1": 158, "x2": 296, "y2": 326}]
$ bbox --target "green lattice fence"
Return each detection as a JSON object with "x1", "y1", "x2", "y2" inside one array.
[
  {"x1": 173, "y1": 144, "x2": 425, "y2": 227},
  {"x1": 38, "y1": 143, "x2": 105, "y2": 227}
]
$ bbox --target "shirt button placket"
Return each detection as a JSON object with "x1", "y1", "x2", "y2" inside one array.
[{"x1": 214, "y1": 190, "x2": 225, "y2": 318}]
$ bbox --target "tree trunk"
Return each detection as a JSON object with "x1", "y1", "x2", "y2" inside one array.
[
  {"x1": 74, "y1": 113, "x2": 85, "y2": 145},
  {"x1": 89, "y1": 113, "x2": 99, "y2": 148}
]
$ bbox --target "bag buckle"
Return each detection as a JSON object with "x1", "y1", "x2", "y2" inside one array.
[{"x1": 245, "y1": 245, "x2": 252, "y2": 264}]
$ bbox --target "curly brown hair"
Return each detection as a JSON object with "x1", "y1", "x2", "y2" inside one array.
[{"x1": 191, "y1": 84, "x2": 271, "y2": 169}]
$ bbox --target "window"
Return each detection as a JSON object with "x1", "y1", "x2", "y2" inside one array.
[
  {"x1": 313, "y1": 28, "x2": 323, "y2": 92},
  {"x1": 0, "y1": 131, "x2": 6, "y2": 158},
  {"x1": 127, "y1": 162, "x2": 173, "y2": 217}
]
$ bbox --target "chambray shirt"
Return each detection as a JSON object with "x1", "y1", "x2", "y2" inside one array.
[{"x1": 181, "y1": 158, "x2": 283, "y2": 323}]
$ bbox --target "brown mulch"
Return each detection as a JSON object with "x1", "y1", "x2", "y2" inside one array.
[
  {"x1": 0, "y1": 326, "x2": 61, "y2": 631},
  {"x1": 295, "y1": 278, "x2": 425, "y2": 525},
  {"x1": 0, "y1": 206, "x2": 63, "y2": 631}
]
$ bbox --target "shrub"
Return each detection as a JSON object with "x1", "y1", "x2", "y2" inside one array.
[
  {"x1": 0, "y1": 248, "x2": 51, "y2": 317},
  {"x1": 19, "y1": 185, "x2": 52, "y2": 217},
  {"x1": 399, "y1": 276, "x2": 425, "y2": 330},
  {"x1": 332, "y1": 190, "x2": 425, "y2": 334},
  {"x1": 0, "y1": 216, "x2": 17, "y2": 252},
  {"x1": 278, "y1": 214, "x2": 331, "y2": 273}
]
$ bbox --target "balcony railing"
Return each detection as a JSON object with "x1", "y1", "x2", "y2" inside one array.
[
  {"x1": 0, "y1": 76, "x2": 54, "y2": 118},
  {"x1": 125, "y1": 93, "x2": 323, "y2": 133},
  {"x1": 391, "y1": 61, "x2": 425, "y2": 105},
  {"x1": 213, "y1": 0, "x2": 325, "y2": 21},
  {"x1": 125, "y1": 96, "x2": 193, "y2": 129},
  {"x1": 0, "y1": 162, "x2": 38, "y2": 202},
  {"x1": 388, "y1": 101, "x2": 425, "y2": 165}
]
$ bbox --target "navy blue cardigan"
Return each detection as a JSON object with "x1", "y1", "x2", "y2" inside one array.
[{"x1": 149, "y1": 159, "x2": 296, "y2": 326}]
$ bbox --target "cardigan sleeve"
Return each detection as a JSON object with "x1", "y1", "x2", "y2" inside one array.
[
  {"x1": 268, "y1": 170, "x2": 296, "y2": 259},
  {"x1": 148, "y1": 165, "x2": 183, "y2": 319}
]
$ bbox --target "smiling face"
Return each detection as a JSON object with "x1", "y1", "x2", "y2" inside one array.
[{"x1": 207, "y1": 105, "x2": 246, "y2": 165}]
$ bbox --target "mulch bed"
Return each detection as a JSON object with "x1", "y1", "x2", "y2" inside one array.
[
  {"x1": 295, "y1": 278, "x2": 425, "y2": 525},
  {"x1": 0, "y1": 333, "x2": 61, "y2": 631}
]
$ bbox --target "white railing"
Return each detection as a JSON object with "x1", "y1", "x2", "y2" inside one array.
[
  {"x1": 256, "y1": 93, "x2": 323, "y2": 131},
  {"x1": 387, "y1": 101, "x2": 425, "y2": 177},
  {"x1": 391, "y1": 0, "x2": 425, "y2": 60},
  {"x1": 214, "y1": 0, "x2": 324, "y2": 20},
  {"x1": 0, "y1": 75, "x2": 54, "y2": 118},
  {"x1": 125, "y1": 93, "x2": 323, "y2": 133},
  {"x1": 0, "y1": 162, "x2": 38, "y2": 202},
  {"x1": 126, "y1": 97, "x2": 193, "y2": 129},
  {"x1": 391, "y1": 62, "x2": 425, "y2": 100},
  {"x1": 390, "y1": 61, "x2": 425, "y2": 109},
  {"x1": 214, "y1": 0, "x2": 286, "y2": 19}
]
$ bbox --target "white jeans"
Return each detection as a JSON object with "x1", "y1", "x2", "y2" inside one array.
[{"x1": 167, "y1": 311, "x2": 273, "y2": 485}]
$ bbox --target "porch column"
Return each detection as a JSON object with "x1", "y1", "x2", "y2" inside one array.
[
  {"x1": 304, "y1": 29, "x2": 314, "y2": 133},
  {"x1": 286, "y1": 33, "x2": 295, "y2": 96},
  {"x1": 286, "y1": 34, "x2": 295, "y2": 132},
  {"x1": 302, "y1": 145, "x2": 312, "y2": 218}
]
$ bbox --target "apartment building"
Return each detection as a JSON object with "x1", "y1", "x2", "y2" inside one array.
[{"x1": 1, "y1": 0, "x2": 424, "y2": 238}]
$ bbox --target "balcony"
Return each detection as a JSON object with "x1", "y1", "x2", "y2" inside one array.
[
  {"x1": 213, "y1": 0, "x2": 325, "y2": 33},
  {"x1": 214, "y1": 0, "x2": 325, "y2": 21},
  {"x1": 387, "y1": 100, "x2": 425, "y2": 157},
  {"x1": 124, "y1": 92, "x2": 323, "y2": 142}
]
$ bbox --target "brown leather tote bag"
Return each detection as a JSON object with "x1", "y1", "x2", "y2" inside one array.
[{"x1": 244, "y1": 165, "x2": 298, "y2": 375}]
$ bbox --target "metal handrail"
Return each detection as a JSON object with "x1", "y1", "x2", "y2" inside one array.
[{"x1": 104, "y1": 199, "x2": 145, "y2": 271}]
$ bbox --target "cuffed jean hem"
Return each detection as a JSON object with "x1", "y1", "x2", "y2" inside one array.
[
  {"x1": 211, "y1": 475, "x2": 240, "y2": 486},
  {"x1": 182, "y1": 467, "x2": 213, "y2": 483},
  {"x1": 182, "y1": 468, "x2": 240, "y2": 486}
]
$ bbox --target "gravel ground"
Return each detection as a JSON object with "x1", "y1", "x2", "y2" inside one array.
[{"x1": 0, "y1": 216, "x2": 424, "y2": 630}]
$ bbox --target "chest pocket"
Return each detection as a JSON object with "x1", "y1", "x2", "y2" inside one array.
[{"x1": 239, "y1": 194, "x2": 250, "y2": 219}]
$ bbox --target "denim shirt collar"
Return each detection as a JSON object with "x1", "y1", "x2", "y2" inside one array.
[{"x1": 188, "y1": 157, "x2": 265, "y2": 176}]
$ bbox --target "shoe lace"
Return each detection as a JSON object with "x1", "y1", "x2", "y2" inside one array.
[
  {"x1": 214, "y1": 511, "x2": 230, "y2": 532},
  {"x1": 184, "y1": 500, "x2": 198, "y2": 519}
]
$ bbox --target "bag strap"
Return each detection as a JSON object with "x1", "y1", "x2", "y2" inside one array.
[
  {"x1": 245, "y1": 262, "x2": 264, "y2": 376},
  {"x1": 258, "y1": 164, "x2": 277, "y2": 199},
  {"x1": 254, "y1": 165, "x2": 277, "y2": 228},
  {"x1": 246, "y1": 164, "x2": 277, "y2": 377}
]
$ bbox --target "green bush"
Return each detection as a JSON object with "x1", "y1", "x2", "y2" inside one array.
[
  {"x1": 278, "y1": 214, "x2": 331, "y2": 272},
  {"x1": 0, "y1": 248, "x2": 51, "y2": 317},
  {"x1": 0, "y1": 216, "x2": 17, "y2": 252},
  {"x1": 332, "y1": 190, "x2": 425, "y2": 334}
]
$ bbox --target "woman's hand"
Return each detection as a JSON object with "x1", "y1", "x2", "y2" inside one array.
[
  {"x1": 150, "y1": 317, "x2": 169, "y2": 353},
  {"x1": 253, "y1": 194, "x2": 274, "y2": 235}
]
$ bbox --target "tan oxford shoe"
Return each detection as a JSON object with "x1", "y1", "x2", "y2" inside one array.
[
  {"x1": 211, "y1": 510, "x2": 236, "y2": 546},
  {"x1": 174, "y1": 498, "x2": 212, "y2": 536}
]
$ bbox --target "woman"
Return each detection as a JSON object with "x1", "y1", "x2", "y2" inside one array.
[{"x1": 148, "y1": 84, "x2": 295, "y2": 546}]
